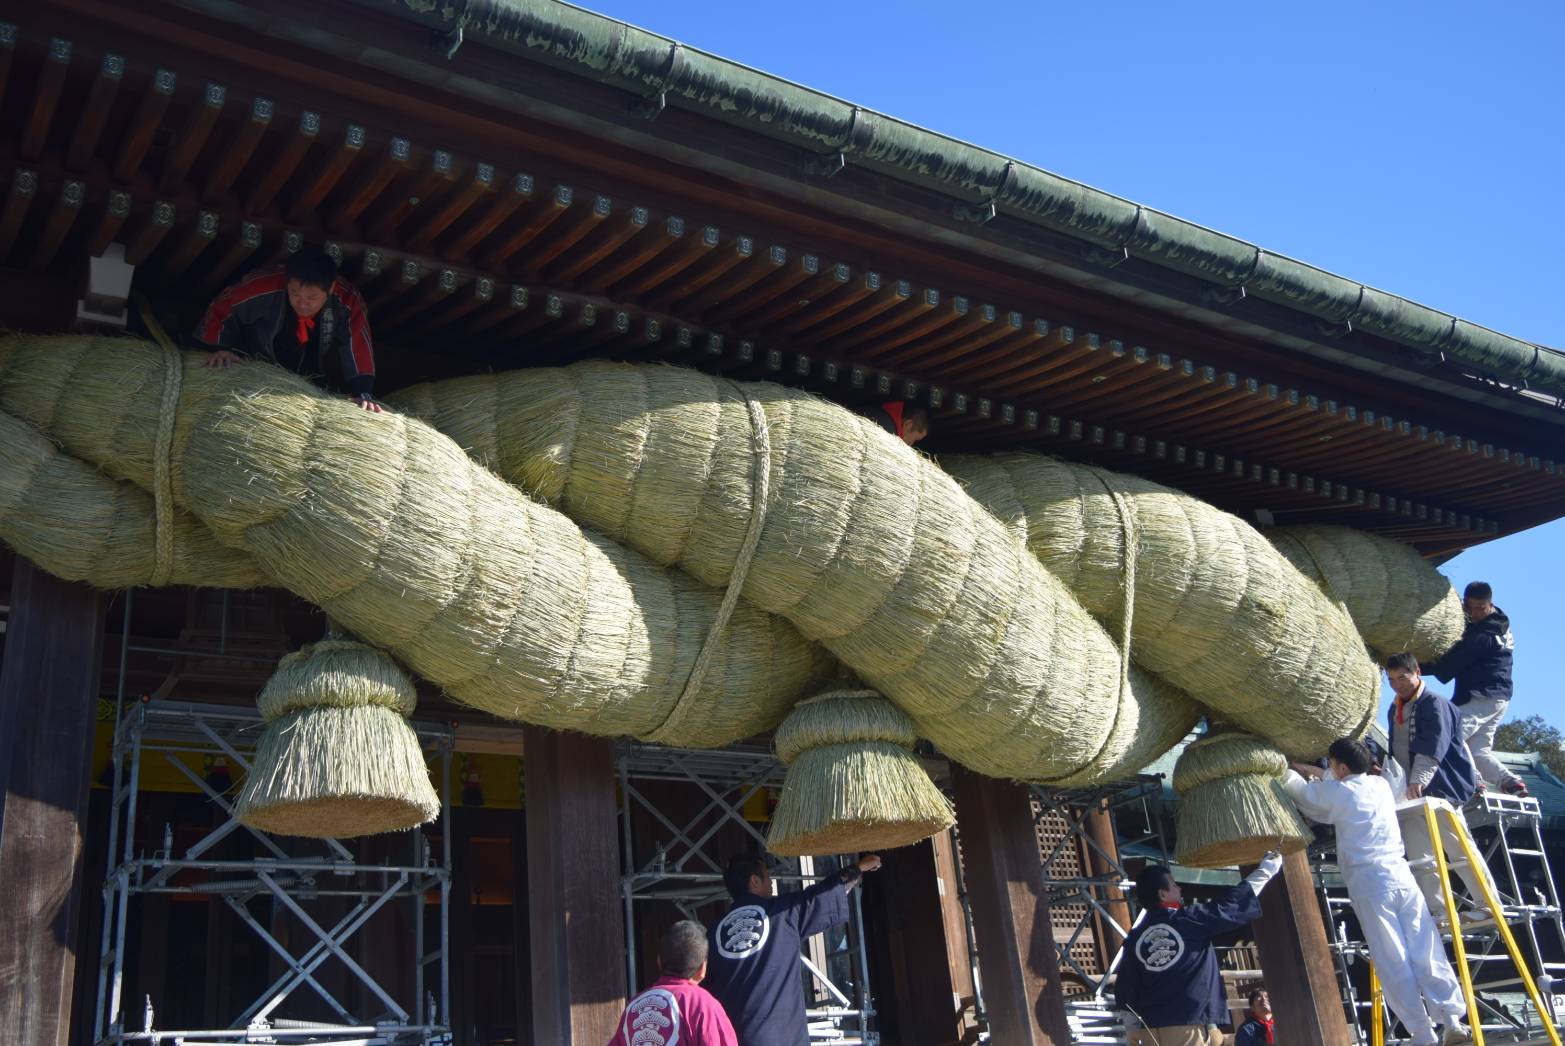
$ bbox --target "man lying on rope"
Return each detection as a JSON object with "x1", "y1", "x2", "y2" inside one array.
[{"x1": 196, "y1": 245, "x2": 383, "y2": 412}]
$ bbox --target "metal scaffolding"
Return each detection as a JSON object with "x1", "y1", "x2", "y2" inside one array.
[
  {"x1": 616, "y1": 741, "x2": 877, "y2": 1044},
  {"x1": 93, "y1": 699, "x2": 455, "y2": 1046},
  {"x1": 1312, "y1": 791, "x2": 1564, "y2": 1045},
  {"x1": 1031, "y1": 776, "x2": 1171, "y2": 999}
]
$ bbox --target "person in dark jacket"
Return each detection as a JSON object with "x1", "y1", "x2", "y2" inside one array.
[
  {"x1": 1232, "y1": 988, "x2": 1274, "y2": 1046},
  {"x1": 196, "y1": 246, "x2": 382, "y2": 412},
  {"x1": 1113, "y1": 853, "x2": 1282, "y2": 1046},
  {"x1": 704, "y1": 853, "x2": 879, "y2": 1046},
  {"x1": 1385, "y1": 652, "x2": 1498, "y2": 920},
  {"x1": 1421, "y1": 581, "x2": 1526, "y2": 797},
  {"x1": 871, "y1": 401, "x2": 929, "y2": 446}
]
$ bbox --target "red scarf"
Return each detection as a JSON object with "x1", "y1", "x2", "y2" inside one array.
[
  {"x1": 295, "y1": 312, "x2": 316, "y2": 345},
  {"x1": 882, "y1": 400, "x2": 906, "y2": 439},
  {"x1": 1161, "y1": 902, "x2": 1181, "y2": 911},
  {"x1": 1258, "y1": 1017, "x2": 1275, "y2": 1043}
]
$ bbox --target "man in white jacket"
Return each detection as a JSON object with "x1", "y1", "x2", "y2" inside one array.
[{"x1": 1284, "y1": 738, "x2": 1471, "y2": 1046}]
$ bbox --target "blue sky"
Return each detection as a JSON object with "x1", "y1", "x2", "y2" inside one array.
[{"x1": 584, "y1": 0, "x2": 1564, "y2": 728}]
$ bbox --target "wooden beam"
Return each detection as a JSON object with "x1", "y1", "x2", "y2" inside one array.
[
  {"x1": 123, "y1": 199, "x2": 175, "y2": 265},
  {"x1": 285, "y1": 121, "x2": 364, "y2": 225},
  {"x1": 404, "y1": 161, "x2": 495, "y2": 251},
  {"x1": 1249, "y1": 850, "x2": 1353, "y2": 1046},
  {"x1": 203, "y1": 96, "x2": 274, "y2": 202},
  {"x1": 204, "y1": 219, "x2": 262, "y2": 287},
  {"x1": 443, "y1": 171, "x2": 532, "y2": 259},
  {"x1": 113, "y1": 68, "x2": 176, "y2": 181},
  {"x1": 245, "y1": 109, "x2": 319, "y2": 213},
  {"x1": 0, "y1": 557, "x2": 107, "y2": 1046},
  {"x1": 948, "y1": 765, "x2": 1072, "y2": 1045},
  {"x1": 65, "y1": 52, "x2": 124, "y2": 171},
  {"x1": 84, "y1": 189, "x2": 131, "y2": 258},
  {"x1": 159, "y1": 81, "x2": 227, "y2": 192},
  {"x1": 1081, "y1": 799, "x2": 1132, "y2": 975},
  {"x1": 30, "y1": 178, "x2": 85, "y2": 268},
  {"x1": 0, "y1": 168, "x2": 38, "y2": 262},
  {"x1": 0, "y1": 23, "x2": 14, "y2": 113},
  {"x1": 20, "y1": 37, "x2": 71, "y2": 161},
  {"x1": 332, "y1": 134, "x2": 410, "y2": 228},
  {"x1": 523, "y1": 726, "x2": 625, "y2": 1045}
]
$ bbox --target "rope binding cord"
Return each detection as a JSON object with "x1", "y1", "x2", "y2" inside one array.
[
  {"x1": 648, "y1": 381, "x2": 772, "y2": 743},
  {"x1": 135, "y1": 294, "x2": 184, "y2": 588}
]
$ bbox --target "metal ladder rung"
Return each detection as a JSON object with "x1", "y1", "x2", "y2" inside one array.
[{"x1": 1507, "y1": 847, "x2": 1545, "y2": 857}]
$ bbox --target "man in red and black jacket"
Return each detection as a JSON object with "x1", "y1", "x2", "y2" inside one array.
[{"x1": 196, "y1": 246, "x2": 382, "y2": 412}]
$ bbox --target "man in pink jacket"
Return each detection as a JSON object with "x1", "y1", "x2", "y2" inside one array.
[{"x1": 607, "y1": 920, "x2": 738, "y2": 1046}]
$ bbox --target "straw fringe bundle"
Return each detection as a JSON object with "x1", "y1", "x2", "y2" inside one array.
[
  {"x1": 0, "y1": 335, "x2": 828, "y2": 754},
  {"x1": 1269, "y1": 524, "x2": 1463, "y2": 661},
  {"x1": 1171, "y1": 733, "x2": 1313, "y2": 867},
  {"x1": 766, "y1": 689, "x2": 954, "y2": 856},
  {"x1": 391, "y1": 363, "x2": 1200, "y2": 784},
  {"x1": 235, "y1": 641, "x2": 438, "y2": 837},
  {"x1": 944, "y1": 452, "x2": 1379, "y2": 757}
]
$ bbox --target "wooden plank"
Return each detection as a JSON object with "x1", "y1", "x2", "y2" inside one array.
[
  {"x1": 203, "y1": 96, "x2": 274, "y2": 203},
  {"x1": 948, "y1": 765, "x2": 1071, "y2": 1045},
  {"x1": 65, "y1": 52, "x2": 124, "y2": 171},
  {"x1": 21, "y1": 37, "x2": 72, "y2": 161},
  {"x1": 1249, "y1": 850, "x2": 1353, "y2": 1046},
  {"x1": 159, "y1": 81, "x2": 227, "y2": 192},
  {"x1": 875, "y1": 833, "x2": 979, "y2": 1045},
  {"x1": 245, "y1": 110, "x2": 320, "y2": 213},
  {"x1": 112, "y1": 68, "x2": 176, "y2": 181},
  {"x1": 523, "y1": 726, "x2": 625, "y2": 1045},
  {"x1": 30, "y1": 179, "x2": 85, "y2": 268},
  {"x1": 0, "y1": 557, "x2": 107, "y2": 1046}
]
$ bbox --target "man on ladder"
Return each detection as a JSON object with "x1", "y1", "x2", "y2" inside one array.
[{"x1": 1286, "y1": 739, "x2": 1472, "y2": 1046}]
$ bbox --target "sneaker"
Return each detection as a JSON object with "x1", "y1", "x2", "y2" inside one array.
[
  {"x1": 1441, "y1": 1019, "x2": 1474, "y2": 1045},
  {"x1": 1501, "y1": 778, "x2": 1530, "y2": 798},
  {"x1": 1460, "y1": 909, "x2": 1496, "y2": 928}
]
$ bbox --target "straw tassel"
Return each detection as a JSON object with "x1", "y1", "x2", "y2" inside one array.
[
  {"x1": 235, "y1": 640, "x2": 438, "y2": 838},
  {"x1": 1172, "y1": 732, "x2": 1313, "y2": 868},
  {"x1": 766, "y1": 689, "x2": 953, "y2": 856}
]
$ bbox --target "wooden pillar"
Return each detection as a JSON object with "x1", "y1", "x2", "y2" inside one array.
[
  {"x1": 523, "y1": 726, "x2": 625, "y2": 1045},
  {"x1": 0, "y1": 558, "x2": 106, "y2": 1046},
  {"x1": 1250, "y1": 850, "x2": 1351, "y2": 1046},
  {"x1": 510, "y1": 812, "x2": 532, "y2": 1046},
  {"x1": 1082, "y1": 799, "x2": 1132, "y2": 973},
  {"x1": 949, "y1": 765, "x2": 1072, "y2": 1045},
  {"x1": 876, "y1": 832, "x2": 980, "y2": 1045}
]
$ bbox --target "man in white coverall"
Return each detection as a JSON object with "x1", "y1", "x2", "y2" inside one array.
[{"x1": 1285, "y1": 738, "x2": 1472, "y2": 1046}]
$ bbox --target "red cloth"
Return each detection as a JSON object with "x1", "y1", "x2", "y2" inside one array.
[
  {"x1": 1161, "y1": 902, "x2": 1182, "y2": 910},
  {"x1": 605, "y1": 976, "x2": 738, "y2": 1046},
  {"x1": 295, "y1": 311, "x2": 316, "y2": 345},
  {"x1": 882, "y1": 400, "x2": 906, "y2": 439},
  {"x1": 1260, "y1": 1016, "x2": 1275, "y2": 1043},
  {"x1": 1394, "y1": 692, "x2": 1413, "y2": 724}
]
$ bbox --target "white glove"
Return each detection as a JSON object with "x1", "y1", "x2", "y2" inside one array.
[{"x1": 1243, "y1": 850, "x2": 1284, "y2": 894}]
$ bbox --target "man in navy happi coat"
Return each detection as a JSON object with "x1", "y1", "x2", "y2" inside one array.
[
  {"x1": 704, "y1": 853, "x2": 880, "y2": 1046},
  {"x1": 1115, "y1": 853, "x2": 1283, "y2": 1046}
]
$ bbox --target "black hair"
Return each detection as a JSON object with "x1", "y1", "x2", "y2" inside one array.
[
  {"x1": 904, "y1": 405, "x2": 930, "y2": 427},
  {"x1": 1464, "y1": 581, "x2": 1493, "y2": 602},
  {"x1": 1327, "y1": 737, "x2": 1374, "y2": 775},
  {"x1": 1383, "y1": 651, "x2": 1419, "y2": 674},
  {"x1": 723, "y1": 853, "x2": 767, "y2": 900},
  {"x1": 658, "y1": 920, "x2": 708, "y2": 979},
  {"x1": 1248, "y1": 987, "x2": 1268, "y2": 1006},
  {"x1": 1134, "y1": 864, "x2": 1176, "y2": 909},
  {"x1": 284, "y1": 245, "x2": 339, "y2": 290}
]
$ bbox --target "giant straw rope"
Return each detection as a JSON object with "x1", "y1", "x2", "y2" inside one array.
[{"x1": 0, "y1": 336, "x2": 1462, "y2": 859}]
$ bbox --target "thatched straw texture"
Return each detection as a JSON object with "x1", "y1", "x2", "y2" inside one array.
[
  {"x1": 1171, "y1": 733, "x2": 1313, "y2": 868},
  {"x1": 766, "y1": 689, "x2": 953, "y2": 855},
  {"x1": 391, "y1": 363, "x2": 1199, "y2": 784},
  {"x1": 236, "y1": 640, "x2": 438, "y2": 837},
  {"x1": 236, "y1": 705, "x2": 436, "y2": 837},
  {"x1": 944, "y1": 453, "x2": 1378, "y2": 756},
  {"x1": 0, "y1": 409, "x2": 264, "y2": 588},
  {"x1": 1269, "y1": 524, "x2": 1463, "y2": 661},
  {"x1": 0, "y1": 335, "x2": 829, "y2": 748}
]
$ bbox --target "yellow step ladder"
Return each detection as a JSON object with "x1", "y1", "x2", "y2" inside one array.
[{"x1": 1368, "y1": 797, "x2": 1562, "y2": 1046}]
